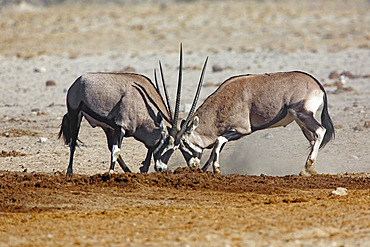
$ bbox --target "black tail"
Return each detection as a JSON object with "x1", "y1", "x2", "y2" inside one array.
[
  {"x1": 320, "y1": 92, "x2": 335, "y2": 149},
  {"x1": 58, "y1": 113, "x2": 71, "y2": 145}
]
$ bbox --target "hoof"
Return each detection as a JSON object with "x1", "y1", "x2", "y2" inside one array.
[
  {"x1": 154, "y1": 160, "x2": 168, "y2": 172},
  {"x1": 189, "y1": 163, "x2": 200, "y2": 169},
  {"x1": 300, "y1": 167, "x2": 318, "y2": 176},
  {"x1": 213, "y1": 168, "x2": 222, "y2": 175},
  {"x1": 139, "y1": 166, "x2": 148, "y2": 173},
  {"x1": 299, "y1": 170, "x2": 311, "y2": 177}
]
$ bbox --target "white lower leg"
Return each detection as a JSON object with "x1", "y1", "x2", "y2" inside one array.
[
  {"x1": 304, "y1": 127, "x2": 326, "y2": 175},
  {"x1": 110, "y1": 145, "x2": 120, "y2": 173},
  {"x1": 212, "y1": 136, "x2": 228, "y2": 174}
]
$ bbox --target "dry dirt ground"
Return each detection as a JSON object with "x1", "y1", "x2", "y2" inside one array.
[
  {"x1": 0, "y1": 0, "x2": 370, "y2": 246},
  {"x1": 1, "y1": 169, "x2": 369, "y2": 246}
]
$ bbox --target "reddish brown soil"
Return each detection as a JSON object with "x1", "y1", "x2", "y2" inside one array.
[{"x1": 1, "y1": 168, "x2": 369, "y2": 246}]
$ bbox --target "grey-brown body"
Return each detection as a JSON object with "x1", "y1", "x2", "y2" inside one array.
[
  {"x1": 59, "y1": 73, "x2": 171, "y2": 174},
  {"x1": 180, "y1": 71, "x2": 334, "y2": 176}
]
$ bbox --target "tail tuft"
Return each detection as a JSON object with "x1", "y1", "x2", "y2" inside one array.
[
  {"x1": 320, "y1": 93, "x2": 335, "y2": 149},
  {"x1": 58, "y1": 114, "x2": 71, "y2": 145}
]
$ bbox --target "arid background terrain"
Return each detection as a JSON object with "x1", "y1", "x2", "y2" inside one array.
[{"x1": 0, "y1": 0, "x2": 369, "y2": 246}]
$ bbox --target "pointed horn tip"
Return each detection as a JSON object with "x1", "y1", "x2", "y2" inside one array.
[{"x1": 203, "y1": 56, "x2": 209, "y2": 66}]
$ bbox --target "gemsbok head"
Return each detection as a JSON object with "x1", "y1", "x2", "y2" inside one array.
[
  {"x1": 58, "y1": 45, "x2": 208, "y2": 175},
  {"x1": 178, "y1": 71, "x2": 335, "y2": 176}
]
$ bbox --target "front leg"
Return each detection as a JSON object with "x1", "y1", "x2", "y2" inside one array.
[
  {"x1": 201, "y1": 150, "x2": 215, "y2": 172},
  {"x1": 139, "y1": 149, "x2": 153, "y2": 173},
  {"x1": 202, "y1": 130, "x2": 243, "y2": 174},
  {"x1": 109, "y1": 127, "x2": 125, "y2": 174},
  {"x1": 211, "y1": 136, "x2": 228, "y2": 174},
  {"x1": 201, "y1": 136, "x2": 228, "y2": 174},
  {"x1": 117, "y1": 155, "x2": 132, "y2": 173}
]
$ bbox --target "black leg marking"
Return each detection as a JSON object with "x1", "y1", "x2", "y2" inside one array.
[
  {"x1": 139, "y1": 149, "x2": 153, "y2": 173},
  {"x1": 117, "y1": 155, "x2": 132, "y2": 173},
  {"x1": 66, "y1": 111, "x2": 82, "y2": 175},
  {"x1": 109, "y1": 127, "x2": 125, "y2": 172}
]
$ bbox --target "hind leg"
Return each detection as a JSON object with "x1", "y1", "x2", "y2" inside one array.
[
  {"x1": 290, "y1": 109, "x2": 326, "y2": 176},
  {"x1": 66, "y1": 110, "x2": 83, "y2": 175},
  {"x1": 104, "y1": 127, "x2": 131, "y2": 173}
]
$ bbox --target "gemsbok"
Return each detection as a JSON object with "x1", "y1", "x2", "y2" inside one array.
[
  {"x1": 178, "y1": 71, "x2": 335, "y2": 176},
  {"x1": 58, "y1": 45, "x2": 208, "y2": 175}
]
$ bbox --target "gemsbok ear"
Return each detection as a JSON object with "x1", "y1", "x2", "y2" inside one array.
[
  {"x1": 155, "y1": 112, "x2": 165, "y2": 130},
  {"x1": 190, "y1": 116, "x2": 199, "y2": 133}
]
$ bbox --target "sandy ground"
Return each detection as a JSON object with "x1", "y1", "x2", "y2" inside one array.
[{"x1": 0, "y1": 0, "x2": 369, "y2": 246}]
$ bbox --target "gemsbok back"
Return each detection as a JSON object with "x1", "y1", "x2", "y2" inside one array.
[
  {"x1": 178, "y1": 71, "x2": 335, "y2": 176},
  {"x1": 58, "y1": 45, "x2": 208, "y2": 175}
]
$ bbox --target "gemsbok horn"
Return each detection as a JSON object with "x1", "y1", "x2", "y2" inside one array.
[
  {"x1": 152, "y1": 48, "x2": 209, "y2": 172},
  {"x1": 178, "y1": 71, "x2": 335, "y2": 176},
  {"x1": 58, "y1": 44, "x2": 208, "y2": 174}
]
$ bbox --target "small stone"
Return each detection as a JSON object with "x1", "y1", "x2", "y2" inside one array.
[
  {"x1": 122, "y1": 66, "x2": 136, "y2": 73},
  {"x1": 264, "y1": 133, "x2": 274, "y2": 139},
  {"x1": 353, "y1": 125, "x2": 364, "y2": 131},
  {"x1": 331, "y1": 187, "x2": 348, "y2": 196},
  {"x1": 212, "y1": 65, "x2": 223, "y2": 72},
  {"x1": 46, "y1": 80, "x2": 56, "y2": 86},
  {"x1": 338, "y1": 75, "x2": 347, "y2": 84},
  {"x1": 115, "y1": 66, "x2": 136, "y2": 73},
  {"x1": 203, "y1": 82, "x2": 217, "y2": 87},
  {"x1": 39, "y1": 137, "x2": 48, "y2": 143},
  {"x1": 350, "y1": 155, "x2": 359, "y2": 159},
  {"x1": 328, "y1": 71, "x2": 339, "y2": 79},
  {"x1": 364, "y1": 121, "x2": 370, "y2": 128},
  {"x1": 34, "y1": 67, "x2": 46, "y2": 73},
  {"x1": 343, "y1": 107, "x2": 351, "y2": 111}
]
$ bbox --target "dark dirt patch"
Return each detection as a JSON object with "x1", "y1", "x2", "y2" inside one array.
[
  {"x1": 1, "y1": 168, "x2": 368, "y2": 213},
  {"x1": 1, "y1": 129, "x2": 40, "y2": 137},
  {"x1": 0, "y1": 150, "x2": 26, "y2": 157}
]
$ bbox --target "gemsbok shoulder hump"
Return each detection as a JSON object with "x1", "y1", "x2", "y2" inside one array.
[{"x1": 178, "y1": 71, "x2": 335, "y2": 176}]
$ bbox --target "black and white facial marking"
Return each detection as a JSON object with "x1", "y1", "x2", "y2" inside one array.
[
  {"x1": 179, "y1": 116, "x2": 203, "y2": 168},
  {"x1": 153, "y1": 136, "x2": 179, "y2": 172},
  {"x1": 180, "y1": 137, "x2": 203, "y2": 168}
]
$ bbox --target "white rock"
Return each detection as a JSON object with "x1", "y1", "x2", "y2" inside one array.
[
  {"x1": 331, "y1": 187, "x2": 348, "y2": 196},
  {"x1": 39, "y1": 137, "x2": 48, "y2": 143},
  {"x1": 34, "y1": 67, "x2": 46, "y2": 73}
]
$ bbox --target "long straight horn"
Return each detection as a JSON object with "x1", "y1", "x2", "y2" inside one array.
[
  {"x1": 159, "y1": 61, "x2": 173, "y2": 121},
  {"x1": 171, "y1": 43, "x2": 183, "y2": 137},
  {"x1": 177, "y1": 56, "x2": 208, "y2": 140},
  {"x1": 154, "y1": 69, "x2": 161, "y2": 95}
]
